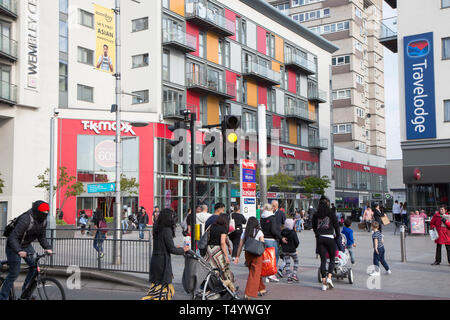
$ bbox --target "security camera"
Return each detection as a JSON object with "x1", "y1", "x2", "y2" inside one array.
[{"x1": 53, "y1": 109, "x2": 60, "y2": 116}]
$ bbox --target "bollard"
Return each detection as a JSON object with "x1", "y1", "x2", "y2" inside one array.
[{"x1": 400, "y1": 225, "x2": 406, "y2": 262}]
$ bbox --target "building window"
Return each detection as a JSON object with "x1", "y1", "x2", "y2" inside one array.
[
  {"x1": 242, "y1": 79, "x2": 247, "y2": 104},
  {"x1": 267, "y1": 88, "x2": 276, "y2": 112},
  {"x1": 198, "y1": 31, "x2": 206, "y2": 58},
  {"x1": 162, "y1": 50, "x2": 169, "y2": 81},
  {"x1": 77, "y1": 47, "x2": 94, "y2": 65},
  {"x1": 59, "y1": 20, "x2": 68, "y2": 53},
  {"x1": 132, "y1": 53, "x2": 149, "y2": 68},
  {"x1": 332, "y1": 55, "x2": 350, "y2": 66},
  {"x1": 163, "y1": 87, "x2": 184, "y2": 115},
  {"x1": 77, "y1": 84, "x2": 94, "y2": 102},
  {"x1": 79, "y1": 9, "x2": 94, "y2": 28},
  {"x1": 236, "y1": 77, "x2": 242, "y2": 103},
  {"x1": 59, "y1": 62, "x2": 68, "y2": 92},
  {"x1": 442, "y1": 38, "x2": 450, "y2": 59},
  {"x1": 442, "y1": 0, "x2": 450, "y2": 8},
  {"x1": 297, "y1": 123, "x2": 302, "y2": 145},
  {"x1": 445, "y1": 100, "x2": 450, "y2": 122},
  {"x1": 333, "y1": 124, "x2": 352, "y2": 134},
  {"x1": 200, "y1": 97, "x2": 207, "y2": 125},
  {"x1": 132, "y1": 17, "x2": 148, "y2": 32},
  {"x1": 281, "y1": 118, "x2": 289, "y2": 143},
  {"x1": 59, "y1": 0, "x2": 68, "y2": 14},
  {"x1": 356, "y1": 74, "x2": 364, "y2": 85},
  {"x1": 132, "y1": 90, "x2": 149, "y2": 104},
  {"x1": 332, "y1": 89, "x2": 351, "y2": 100},
  {"x1": 356, "y1": 107, "x2": 365, "y2": 118},
  {"x1": 236, "y1": 18, "x2": 247, "y2": 45},
  {"x1": 162, "y1": 0, "x2": 169, "y2": 9},
  {"x1": 355, "y1": 7, "x2": 363, "y2": 18},
  {"x1": 243, "y1": 110, "x2": 256, "y2": 133},
  {"x1": 355, "y1": 40, "x2": 363, "y2": 52},
  {"x1": 266, "y1": 33, "x2": 275, "y2": 58}
]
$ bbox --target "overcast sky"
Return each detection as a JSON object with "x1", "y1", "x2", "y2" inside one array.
[{"x1": 383, "y1": 3, "x2": 401, "y2": 160}]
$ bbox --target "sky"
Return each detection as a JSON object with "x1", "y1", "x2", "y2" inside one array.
[{"x1": 382, "y1": 2, "x2": 402, "y2": 160}]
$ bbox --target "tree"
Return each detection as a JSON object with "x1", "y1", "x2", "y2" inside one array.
[
  {"x1": 232, "y1": 165, "x2": 295, "y2": 193},
  {"x1": 100, "y1": 173, "x2": 140, "y2": 217},
  {"x1": 299, "y1": 176, "x2": 331, "y2": 206},
  {"x1": 35, "y1": 167, "x2": 85, "y2": 213},
  {"x1": 0, "y1": 173, "x2": 4, "y2": 194}
]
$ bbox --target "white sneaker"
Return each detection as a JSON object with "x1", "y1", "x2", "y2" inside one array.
[
  {"x1": 326, "y1": 278, "x2": 334, "y2": 289},
  {"x1": 268, "y1": 275, "x2": 280, "y2": 283},
  {"x1": 385, "y1": 270, "x2": 392, "y2": 275},
  {"x1": 321, "y1": 284, "x2": 328, "y2": 291},
  {"x1": 369, "y1": 271, "x2": 380, "y2": 277}
]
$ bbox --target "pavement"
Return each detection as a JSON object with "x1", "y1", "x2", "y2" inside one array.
[{"x1": 9, "y1": 221, "x2": 450, "y2": 300}]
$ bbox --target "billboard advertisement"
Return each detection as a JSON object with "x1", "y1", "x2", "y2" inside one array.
[
  {"x1": 403, "y1": 32, "x2": 436, "y2": 140},
  {"x1": 94, "y1": 4, "x2": 115, "y2": 73}
]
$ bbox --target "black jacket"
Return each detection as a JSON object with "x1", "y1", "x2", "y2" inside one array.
[
  {"x1": 7, "y1": 201, "x2": 52, "y2": 254},
  {"x1": 138, "y1": 212, "x2": 149, "y2": 225},
  {"x1": 373, "y1": 209, "x2": 384, "y2": 226},
  {"x1": 261, "y1": 213, "x2": 282, "y2": 242},
  {"x1": 312, "y1": 208, "x2": 340, "y2": 239},
  {"x1": 281, "y1": 229, "x2": 299, "y2": 253}
]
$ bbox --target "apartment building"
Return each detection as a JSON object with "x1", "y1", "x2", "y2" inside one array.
[
  {"x1": 380, "y1": 0, "x2": 450, "y2": 212},
  {"x1": 0, "y1": 0, "x2": 337, "y2": 225}
]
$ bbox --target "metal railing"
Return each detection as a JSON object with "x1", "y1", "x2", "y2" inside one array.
[
  {"x1": 185, "y1": 0, "x2": 235, "y2": 34},
  {"x1": 285, "y1": 53, "x2": 316, "y2": 74},
  {"x1": 0, "y1": 228, "x2": 153, "y2": 277},
  {"x1": 309, "y1": 138, "x2": 329, "y2": 149},
  {"x1": 0, "y1": 80, "x2": 17, "y2": 103},
  {"x1": 285, "y1": 104, "x2": 317, "y2": 122},
  {"x1": 0, "y1": 0, "x2": 17, "y2": 15},
  {"x1": 380, "y1": 17, "x2": 397, "y2": 39},
  {"x1": 162, "y1": 28, "x2": 197, "y2": 51},
  {"x1": 163, "y1": 101, "x2": 196, "y2": 118},
  {"x1": 242, "y1": 61, "x2": 281, "y2": 84},
  {"x1": 186, "y1": 71, "x2": 236, "y2": 97},
  {"x1": 0, "y1": 34, "x2": 17, "y2": 59},
  {"x1": 308, "y1": 82, "x2": 327, "y2": 102}
]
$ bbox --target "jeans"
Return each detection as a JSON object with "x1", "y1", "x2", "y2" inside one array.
[
  {"x1": 401, "y1": 214, "x2": 408, "y2": 228},
  {"x1": 295, "y1": 220, "x2": 302, "y2": 231},
  {"x1": 93, "y1": 231, "x2": 105, "y2": 254},
  {"x1": 373, "y1": 246, "x2": 390, "y2": 271},
  {"x1": 121, "y1": 219, "x2": 128, "y2": 233},
  {"x1": 264, "y1": 239, "x2": 279, "y2": 266},
  {"x1": 139, "y1": 223, "x2": 146, "y2": 240},
  {"x1": 347, "y1": 245, "x2": 355, "y2": 264},
  {"x1": 0, "y1": 246, "x2": 37, "y2": 300}
]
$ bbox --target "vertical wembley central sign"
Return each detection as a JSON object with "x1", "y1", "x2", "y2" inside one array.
[
  {"x1": 240, "y1": 159, "x2": 257, "y2": 220},
  {"x1": 403, "y1": 32, "x2": 436, "y2": 140}
]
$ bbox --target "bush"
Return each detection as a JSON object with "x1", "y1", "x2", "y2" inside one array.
[
  {"x1": 56, "y1": 219, "x2": 67, "y2": 226},
  {"x1": 105, "y1": 217, "x2": 114, "y2": 223}
]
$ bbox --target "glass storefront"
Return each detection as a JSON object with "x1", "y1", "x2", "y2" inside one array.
[{"x1": 407, "y1": 184, "x2": 450, "y2": 215}]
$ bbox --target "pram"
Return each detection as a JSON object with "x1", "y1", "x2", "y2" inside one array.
[
  {"x1": 317, "y1": 234, "x2": 354, "y2": 284},
  {"x1": 182, "y1": 250, "x2": 240, "y2": 300}
]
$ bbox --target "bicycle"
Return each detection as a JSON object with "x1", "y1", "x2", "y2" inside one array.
[{"x1": 0, "y1": 252, "x2": 66, "y2": 300}]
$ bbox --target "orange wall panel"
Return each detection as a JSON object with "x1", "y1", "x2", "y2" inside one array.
[
  {"x1": 206, "y1": 32, "x2": 219, "y2": 64},
  {"x1": 207, "y1": 96, "x2": 220, "y2": 125},
  {"x1": 275, "y1": 35, "x2": 284, "y2": 63},
  {"x1": 247, "y1": 79, "x2": 258, "y2": 107},
  {"x1": 289, "y1": 120, "x2": 297, "y2": 145},
  {"x1": 170, "y1": 0, "x2": 185, "y2": 16}
]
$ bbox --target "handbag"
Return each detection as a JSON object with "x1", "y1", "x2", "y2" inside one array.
[
  {"x1": 198, "y1": 226, "x2": 211, "y2": 250},
  {"x1": 429, "y1": 228, "x2": 439, "y2": 241},
  {"x1": 358, "y1": 222, "x2": 366, "y2": 230},
  {"x1": 261, "y1": 247, "x2": 277, "y2": 277},
  {"x1": 244, "y1": 237, "x2": 265, "y2": 256},
  {"x1": 381, "y1": 215, "x2": 390, "y2": 226}
]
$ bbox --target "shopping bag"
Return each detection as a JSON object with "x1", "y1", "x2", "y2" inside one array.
[
  {"x1": 429, "y1": 228, "x2": 439, "y2": 241},
  {"x1": 261, "y1": 247, "x2": 277, "y2": 277},
  {"x1": 381, "y1": 215, "x2": 390, "y2": 226},
  {"x1": 358, "y1": 222, "x2": 366, "y2": 230}
]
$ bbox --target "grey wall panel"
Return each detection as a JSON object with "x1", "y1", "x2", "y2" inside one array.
[{"x1": 246, "y1": 20, "x2": 257, "y2": 51}]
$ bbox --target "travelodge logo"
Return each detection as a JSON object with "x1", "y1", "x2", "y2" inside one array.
[
  {"x1": 334, "y1": 160, "x2": 342, "y2": 167},
  {"x1": 407, "y1": 39, "x2": 430, "y2": 58},
  {"x1": 282, "y1": 149, "x2": 295, "y2": 157},
  {"x1": 363, "y1": 166, "x2": 371, "y2": 172},
  {"x1": 81, "y1": 120, "x2": 136, "y2": 136}
]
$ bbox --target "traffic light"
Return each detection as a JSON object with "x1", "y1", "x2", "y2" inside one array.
[
  {"x1": 222, "y1": 116, "x2": 241, "y2": 165},
  {"x1": 168, "y1": 121, "x2": 188, "y2": 165},
  {"x1": 203, "y1": 130, "x2": 222, "y2": 165}
]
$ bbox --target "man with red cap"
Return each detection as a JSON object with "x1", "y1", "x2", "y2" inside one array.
[{"x1": 0, "y1": 201, "x2": 53, "y2": 300}]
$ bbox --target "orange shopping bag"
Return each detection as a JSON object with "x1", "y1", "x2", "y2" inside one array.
[{"x1": 261, "y1": 247, "x2": 277, "y2": 277}]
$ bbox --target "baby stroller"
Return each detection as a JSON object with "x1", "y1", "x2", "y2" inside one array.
[
  {"x1": 128, "y1": 214, "x2": 139, "y2": 231},
  {"x1": 182, "y1": 250, "x2": 240, "y2": 300},
  {"x1": 317, "y1": 234, "x2": 354, "y2": 284}
]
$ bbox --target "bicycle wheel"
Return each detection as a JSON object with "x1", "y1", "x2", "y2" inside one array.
[{"x1": 35, "y1": 277, "x2": 66, "y2": 300}]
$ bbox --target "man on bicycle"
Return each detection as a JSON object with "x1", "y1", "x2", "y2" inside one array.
[{"x1": 0, "y1": 201, "x2": 53, "y2": 300}]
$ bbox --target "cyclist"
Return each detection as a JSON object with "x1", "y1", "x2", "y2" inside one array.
[{"x1": 0, "y1": 201, "x2": 53, "y2": 300}]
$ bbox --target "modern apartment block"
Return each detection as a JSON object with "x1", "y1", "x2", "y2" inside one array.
[
  {"x1": 380, "y1": 0, "x2": 450, "y2": 212},
  {"x1": 269, "y1": 0, "x2": 387, "y2": 158},
  {"x1": 0, "y1": 0, "x2": 338, "y2": 225}
]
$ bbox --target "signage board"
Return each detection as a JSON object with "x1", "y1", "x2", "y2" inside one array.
[
  {"x1": 87, "y1": 183, "x2": 116, "y2": 193},
  {"x1": 240, "y1": 159, "x2": 257, "y2": 220}
]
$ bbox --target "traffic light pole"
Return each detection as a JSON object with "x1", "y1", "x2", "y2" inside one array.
[{"x1": 190, "y1": 113, "x2": 197, "y2": 251}]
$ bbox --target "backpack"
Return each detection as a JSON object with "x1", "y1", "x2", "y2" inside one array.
[{"x1": 3, "y1": 212, "x2": 34, "y2": 238}]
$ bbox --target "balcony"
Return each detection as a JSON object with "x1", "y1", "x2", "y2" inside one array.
[
  {"x1": 309, "y1": 138, "x2": 328, "y2": 150},
  {"x1": 379, "y1": 17, "x2": 398, "y2": 53},
  {"x1": 186, "y1": 71, "x2": 236, "y2": 99},
  {"x1": 242, "y1": 61, "x2": 281, "y2": 86},
  {"x1": 285, "y1": 104, "x2": 317, "y2": 123},
  {"x1": 384, "y1": 0, "x2": 397, "y2": 9},
  {"x1": 0, "y1": 34, "x2": 18, "y2": 61},
  {"x1": 185, "y1": 1, "x2": 235, "y2": 37},
  {"x1": 0, "y1": 80, "x2": 17, "y2": 105},
  {"x1": 0, "y1": 0, "x2": 17, "y2": 19},
  {"x1": 284, "y1": 53, "x2": 316, "y2": 75},
  {"x1": 163, "y1": 101, "x2": 196, "y2": 120},
  {"x1": 307, "y1": 82, "x2": 327, "y2": 103},
  {"x1": 162, "y1": 28, "x2": 197, "y2": 53}
]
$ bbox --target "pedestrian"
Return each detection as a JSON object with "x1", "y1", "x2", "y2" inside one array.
[
  {"x1": 93, "y1": 212, "x2": 107, "y2": 258},
  {"x1": 79, "y1": 210, "x2": 88, "y2": 235},
  {"x1": 256, "y1": 204, "x2": 261, "y2": 221},
  {"x1": 392, "y1": 200, "x2": 401, "y2": 227},
  {"x1": 369, "y1": 221, "x2": 392, "y2": 276},
  {"x1": 57, "y1": 208, "x2": 64, "y2": 220},
  {"x1": 430, "y1": 205, "x2": 450, "y2": 266},
  {"x1": 121, "y1": 208, "x2": 129, "y2": 234},
  {"x1": 313, "y1": 196, "x2": 341, "y2": 291},
  {"x1": 196, "y1": 204, "x2": 212, "y2": 236},
  {"x1": 279, "y1": 219, "x2": 300, "y2": 283},
  {"x1": 138, "y1": 207, "x2": 149, "y2": 240},
  {"x1": 372, "y1": 203, "x2": 386, "y2": 233},
  {"x1": 205, "y1": 203, "x2": 225, "y2": 230},
  {"x1": 419, "y1": 209, "x2": 428, "y2": 219},
  {"x1": 205, "y1": 214, "x2": 236, "y2": 292},
  {"x1": 362, "y1": 205, "x2": 373, "y2": 232},
  {"x1": 294, "y1": 210, "x2": 301, "y2": 232},
  {"x1": 142, "y1": 208, "x2": 189, "y2": 300},
  {"x1": 0, "y1": 201, "x2": 53, "y2": 300},
  {"x1": 271, "y1": 200, "x2": 286, "y2": 273},
  {"x1": 260, "y1": 203, "x2": 287, "y2": 283},
  {"x1": 401, "y1": 202, "x2": 408, "y2": 228},
  {"x1": 229, "y1": 205, "x2": 247, "y2": 262},
  {"x1": 152, "y1": 206, "x2": 160, "y2": 225},
  {"x1": 341, "y1": 219, "x2": 356, "y2": 264},
  {"x1": 234, "y1": 217, "x2": 266, "y2": 299}
]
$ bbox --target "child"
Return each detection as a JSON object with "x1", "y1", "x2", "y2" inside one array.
[
  {"x1": 370, "y1": 221, "x2": 392, "y2": 276},
  {"x1": 341, "y1": 219, "x2": 356, "y2": 264},
  {"x1": 279, "y1": 219, "x2": 300, "y2": 283},
  {"x1": 294, "y1": 211, "x2": 301, "y2": 232}
]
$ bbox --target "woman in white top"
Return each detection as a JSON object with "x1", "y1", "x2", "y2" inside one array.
[
  {"x1": 363, "y1": 206, "x2": 374, "y2": 232},
  {"x1": 234, "y1": 217, "x2": 266, "y2": 299}
]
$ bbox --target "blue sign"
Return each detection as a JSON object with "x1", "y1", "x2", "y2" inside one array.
[
  {"x1": 403, "y1": 32, "x2": 436, "y2": 140},
  {"x1": 88, "y1": 183, "x2": 116, "y2": 193},
  {"x1": 244, "y1": 198, "x2": 256, "y2": 205},
  {"x1": 242, "y1": 169, "x2": 256, "y2": 183}
]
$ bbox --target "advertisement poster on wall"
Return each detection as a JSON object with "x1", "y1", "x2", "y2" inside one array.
[{"x1": 94, "y1": 4, "x2": 115, "y2": 73}]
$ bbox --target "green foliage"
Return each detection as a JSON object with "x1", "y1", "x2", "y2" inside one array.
[
  {"x1": 266, "y1": 172, "x2": 295, "y2": 192},
  {"x1": 299, "y1": 176, "x2": 331, "y2": 199},
  {"x1": 0, "y1": 173, "x2": 4, "y2": 194},
  {"x1": 56, "y1": 219, "x2": 67, "y2": 226},
  {"x1": 105, "y1": 217, "x2": 114, "y2": 223}
]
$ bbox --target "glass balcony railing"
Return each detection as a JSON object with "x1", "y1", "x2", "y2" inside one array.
[
  {"x1": 284, "y1": 53, "x2": 316, "y2": 75},
  {"x1": 185, "y1": 0, "x2": 235, "y2": 36},
  {"x1": 309, "y1": 138, "x2": 328, "y2": 150},
  {"x1": 0, "y1": 80, "x2": 17, "y2": 104},
  {"x1": 162, "y1": 28, "x2": 197, "y2": 52},
  {"x1": 163, "y1": 101, "x2": 195, "y2": 118},
  {"x1": 0, "y1": 0, "x2": 17, "y2": 16},
  {"x1": 307, "y1": 82, "x2": 327, "y2": 103},
  {"x1": 285, "y1": 104, "x2": 317, "y2": 122},
  {"x1": 186, "y1": 71, "x2": 236, "y2": 98},
  {"x1": 380, "y1": 17, "x2": 397, "y2": 40},
  {"x1": 242, "y1": 61, "x2": 281, "y2": 85},
  {"x1": 0, "y1": 34, "x2": 18, "y2": 59}
]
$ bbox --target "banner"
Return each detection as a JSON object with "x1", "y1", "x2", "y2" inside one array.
[
  {"x1": 94, "y1": 4, "x2": 115, "y2": 73},
  {"x1": 240, "y1": 159, "x2": 257, "y2": 220},
  {"x1": 410, "y1": 216, "x2": 426, "y2": 235},
  {"x1": 403, "y1": 32, "x2": 436, "y2": 140}
]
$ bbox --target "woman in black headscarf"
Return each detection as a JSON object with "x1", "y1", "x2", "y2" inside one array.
[{"x1": 142, "y1": 208, "x2": 189, "y2": 300}]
